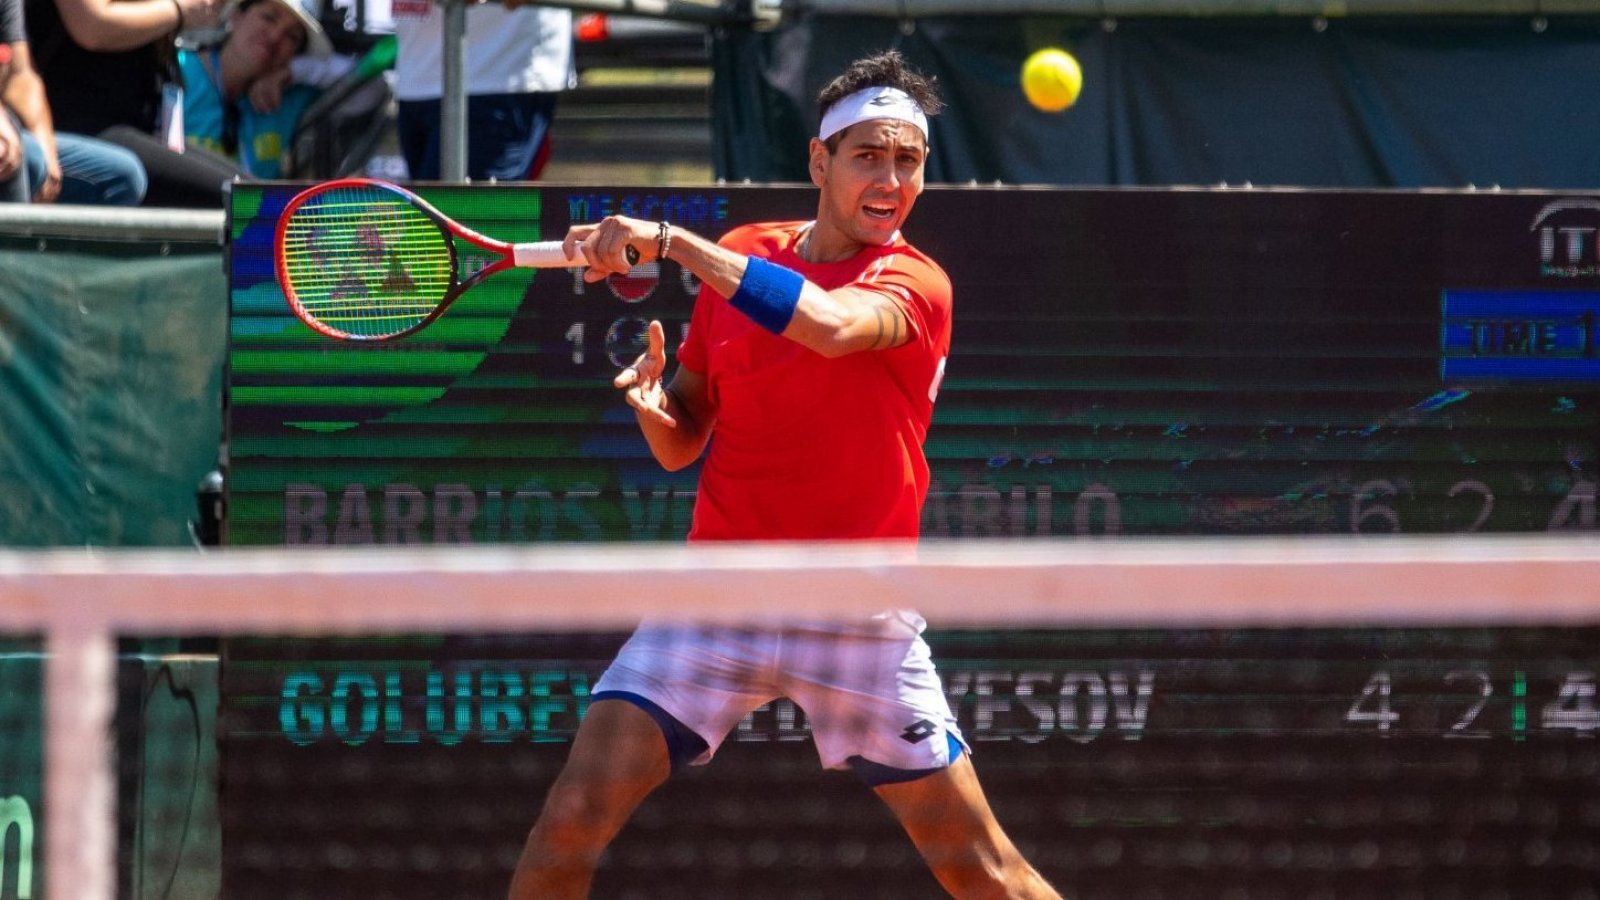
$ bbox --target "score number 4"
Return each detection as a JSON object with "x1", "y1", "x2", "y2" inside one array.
[{"x1": 1345, "y1": 670, "x2": 1599, "y2": 735}]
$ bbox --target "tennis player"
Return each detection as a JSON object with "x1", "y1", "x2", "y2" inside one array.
[{"x1": 511, "y1": 50, "x2": 1062, "y2": 900}]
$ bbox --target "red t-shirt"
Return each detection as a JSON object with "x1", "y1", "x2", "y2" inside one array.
[{"x1": 677, "y1": 221, "x2": 953, "y2": 541}]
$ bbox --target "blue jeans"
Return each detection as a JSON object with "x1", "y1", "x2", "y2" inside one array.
[
  {"x1": 18, "y1": 129, "x2": 148, "y2": 206},
  {"x1": 0, "y1": 163, "x2": 25, "y2": 202},
  {"x1": 397, "y1": 92, "x2": 558, "y2": 181}
]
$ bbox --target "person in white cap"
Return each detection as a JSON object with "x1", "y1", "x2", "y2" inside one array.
[
  {"x1": 176, "y1": 0, "x2": 330, "y2": 178},
  {"x1": 509, "y1": 50, "x2": 1064, "y2": 900}
]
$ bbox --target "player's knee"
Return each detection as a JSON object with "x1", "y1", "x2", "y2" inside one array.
[{"x1": 532, "y1": 779, "x2": 630, "y2": 848}]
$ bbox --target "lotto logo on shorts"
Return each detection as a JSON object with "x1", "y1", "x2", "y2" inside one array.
[{"x1": 900, "y1": 719, "x2": 937, "y2": 744}]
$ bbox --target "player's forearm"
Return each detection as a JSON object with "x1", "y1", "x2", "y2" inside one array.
[
  {"x1": 661, "y1": 226, "x2": 885, "y2": 357},
  {"x1": 784, "y1": 286, "x2": 905, "y2": 357},
  {"x1": 657, "y1": 225, "x2": 744, "y2": 298}
]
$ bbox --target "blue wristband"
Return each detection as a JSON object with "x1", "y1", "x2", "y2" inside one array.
[{"x1": 729, "y1": 255, "x2": 803, "y2": 334}]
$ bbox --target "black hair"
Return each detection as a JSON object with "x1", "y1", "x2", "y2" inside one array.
[{"x1": 817, "y1": 49, "x2": 943, "y2": 152}]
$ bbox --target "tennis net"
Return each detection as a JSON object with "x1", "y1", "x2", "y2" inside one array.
[{"x1": 3, "y1": 535, "x2": 1599, "y2": 900}]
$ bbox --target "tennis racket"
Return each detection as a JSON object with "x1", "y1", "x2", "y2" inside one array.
[{"x1": 274, "y1": 177, "x2": 637, "y2": 341}]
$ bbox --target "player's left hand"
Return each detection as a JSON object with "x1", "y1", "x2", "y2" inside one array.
[
  {"x1": 613, "y1": 320, "x2": 676, "y2": 428},
  {"x1": 564, "y1": 215, "x2": 654, "y2": 283}
]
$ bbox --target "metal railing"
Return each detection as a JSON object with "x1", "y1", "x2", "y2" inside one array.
[
  {"x1": 770, "y1": 0, "x2": 1598, "y2": 15},
  {"x1": 0, "y1": 203, "x2": 223, "y2": 243}
]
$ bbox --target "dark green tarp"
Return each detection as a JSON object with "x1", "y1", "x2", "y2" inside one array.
[{"x1": 0, "y1": 237, "x2": 224, "y2": 546}]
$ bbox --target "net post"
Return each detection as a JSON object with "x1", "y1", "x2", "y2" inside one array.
[{"x1": 44, "y1": 615, "x2": 116, "y2": 900}]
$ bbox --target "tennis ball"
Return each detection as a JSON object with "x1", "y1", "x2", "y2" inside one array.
[{"x1": 1021, "y1": 48, "x2": 1082, "y2": 113}]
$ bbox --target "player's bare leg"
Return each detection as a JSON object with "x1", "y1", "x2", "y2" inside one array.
[
  {"x1": 875, "y1": 753, "x2": 1063, "y2": 900},
  {"x1": 508, "y1": 699, "x2": 672, "y2": 900}
]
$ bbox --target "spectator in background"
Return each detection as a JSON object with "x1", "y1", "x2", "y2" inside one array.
[
  {"x1": 178, "y1": 0, "x2": 332, "y2": 178},
  {"x1": 25, "y1": 0, "x2": 268, "y2": 207},
  {"x1": 391, "y1": 0, "x2": 572, "y2": 181},
  {"x1": 26, "y1": 0, "x2": 223, "y2": 138},
  {"x1": 1, "y1": 13, "x2": 29, "y2": 200},
  {"x1": 2, "y1": 0, "x2": 145, "y2": 204}
]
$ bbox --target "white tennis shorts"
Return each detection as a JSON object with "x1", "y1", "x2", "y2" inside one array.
[{"x1": 592, "y1": 616, "x2": 967, "y2": 773}]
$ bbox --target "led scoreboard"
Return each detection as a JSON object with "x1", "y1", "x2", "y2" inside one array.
[
  {"x1": 221, "y1": 184, "x2": 1600, "y2": 899},
  {"x1": 225, "y1": 184, "x2": 1600, "y2": 542},
  {"x1": 221, "y1": 628, "x2": 1600, "y2": 900}
]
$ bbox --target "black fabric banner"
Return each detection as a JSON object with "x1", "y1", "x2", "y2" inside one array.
[{"x1": 713, "y1": 15, "x2": 1600, "y2": 189}]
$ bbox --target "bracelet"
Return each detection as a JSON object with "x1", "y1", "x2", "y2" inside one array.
[
  {"x1": 168, "y1": 0, "x2": 185, "y2": 33},
  {"x1": 656, "y1": 221, "x2": 672, "y2": 262},
  {"x1": 729, "y1": 256, "x2": 802, "y2": 335}
]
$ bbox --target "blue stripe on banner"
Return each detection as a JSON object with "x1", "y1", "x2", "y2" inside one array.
[
  {"x1": 1439, "y1": 289, "x2": 1600, "y2": 383},
  {"x1": 1441, "y1": 289, "x2": 1600, "y2": 318},
  {"x1": 1441, "y1": 358, "x2": 1600, "y2": 381}
]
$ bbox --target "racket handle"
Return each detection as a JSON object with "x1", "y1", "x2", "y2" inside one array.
[
  {"x1": 512, "y1": 242, "x2": 642, "y2": 268},
  {"x1": 512, "y1": 241, "x2": 580, "y2": 268}
]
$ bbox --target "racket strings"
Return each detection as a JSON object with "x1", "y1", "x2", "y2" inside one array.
[{"x1": 281, "y1": 186, "x2": 455, "y2": 338}]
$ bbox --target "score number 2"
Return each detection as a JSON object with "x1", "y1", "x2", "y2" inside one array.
[
  {"x1": 1351, "y1": 478, "x2": 1598, "y2": 532},
  {"x1": 1345, "y1": 670, "x2": 1600, "y2": 736}
]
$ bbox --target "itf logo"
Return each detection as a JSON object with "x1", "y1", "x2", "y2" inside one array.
[
  {"x1": 1532, "y1": 199, "x2": 1600, "y2": 279},
  {"x1": 0, "y1": 795, "x2": 33, "y2": 900}
]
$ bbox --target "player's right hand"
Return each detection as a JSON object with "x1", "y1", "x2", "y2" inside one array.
[
  {"x1": 565, "y1": 215, "x2": 653, "y2": 283},
  {"x1": 613, "y1": 320, "x2": 676, "y2": 429}
]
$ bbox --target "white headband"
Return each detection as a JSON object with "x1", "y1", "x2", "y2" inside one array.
[{"x1": 817, "y1": 86, "x2": 929, "y2": 144}]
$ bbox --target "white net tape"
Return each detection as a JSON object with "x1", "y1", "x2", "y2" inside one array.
[{"x1": 4, "y1": 535, "x2": 1599, "y2": 900}]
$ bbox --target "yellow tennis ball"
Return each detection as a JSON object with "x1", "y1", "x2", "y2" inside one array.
[{"x1": 1021, "y1": 48, "x2": 1082, "y2": 113}]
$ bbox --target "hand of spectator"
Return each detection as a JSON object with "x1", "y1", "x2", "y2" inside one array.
[
  {"x1": 0, "y1": 113, "x2": 22, "y2": 182},
  {"x1": 178, "y1": 0, "x2": 225, "y2": 33},
  {"x1": 33, "y1": 150, "x2": 61, "y2": 203},
  {"x1": 249, "y1": 67, "x2": 293, "y2": 114}
]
